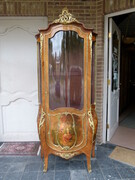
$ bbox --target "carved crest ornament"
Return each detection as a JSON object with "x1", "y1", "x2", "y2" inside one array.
[{"x1": 53, "y1": 8, "x2": 78, "y2": 24}]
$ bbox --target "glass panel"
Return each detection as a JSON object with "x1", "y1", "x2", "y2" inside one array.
[
  {"x1": 37, "y1": 42, "x2": 42, "y2": 104},
  {"x1": 91, "y1": 42, "x2": 95, "y2": 104},
  {"x1": 49, "y1": 31, "x2": 84, "y2": 110},
  {"x1": 112, "y1": 31, "x2": 119, "y2": 91}
]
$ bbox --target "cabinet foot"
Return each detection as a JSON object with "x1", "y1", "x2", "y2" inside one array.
[
  {"x1": 43, "y1": 162, "x2": 47, "y2": 173},
  {"x1": 43, "y1": 155, "x2": 48, "y2": 172},
  {"x1": 92, "y1": 141, "x2": 95, "y2": 158},
  {"x1": 86, "y1": 155, "x2": 92, "y2": 173},
  {"x1": 88, "y1": 165, "x2": 92, "y2": 173}
]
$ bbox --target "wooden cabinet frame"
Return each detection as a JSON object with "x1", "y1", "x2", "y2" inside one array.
[{"x1": 36, "y1": 8, "x2": 98, "y2": 173}]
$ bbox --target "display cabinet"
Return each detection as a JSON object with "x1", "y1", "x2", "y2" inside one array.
[{"x1": 36, "y1": 8, "x2": 98, "y2": 173}]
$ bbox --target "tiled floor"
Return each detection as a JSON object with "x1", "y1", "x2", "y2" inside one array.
[{"x1": 0, "y1": 144, "x2": 135, "y2": 180}]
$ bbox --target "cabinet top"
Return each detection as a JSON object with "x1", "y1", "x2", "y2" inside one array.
[{"x1": 35, "y1": 8, "x2": 97, "y2": 39}]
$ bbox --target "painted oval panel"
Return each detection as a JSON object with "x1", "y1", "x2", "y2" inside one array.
[{"x1": 57, "y1": 114, "x2": 76, "y2": 149}]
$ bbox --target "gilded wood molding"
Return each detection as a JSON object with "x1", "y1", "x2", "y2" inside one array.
[
  {"x1": 53, "y1": 8, "x2": 78, "y2": 24},
  {"x1": 38, "y1": 108, "x2": 46, "y2": 135},
  {"x1": 89, "y1": 32, "x2": 92, "y2": 60},
  {"x1": 40, "y1": 33, "x2": 43, "y2": 57},
  {"x1": 88, "y1": 108, "x2": 94, "y2": 139},
  {"x1": 56, "y1": 152, "x2": 78, "y2": 159}
]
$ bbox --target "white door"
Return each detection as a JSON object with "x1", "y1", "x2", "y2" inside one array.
[
  {"x1": 107, "y1": 18, "x2": 121, "y2": 141},
  {"x1": 0, "y1": 17, "x2": 47, "y2": 141}
]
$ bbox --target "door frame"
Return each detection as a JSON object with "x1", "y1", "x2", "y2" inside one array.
[{"x1": 103, "y1": 8, "x2": 135, "y2": 143}]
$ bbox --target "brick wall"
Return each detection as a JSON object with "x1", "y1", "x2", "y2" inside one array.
[
  {"x1": 0, "y1": 1, "x2": 47, "y2": 16},
  {"x1": 95, "y1": 0, "x2": 104, "y2": 143},
  {"x1": 105, "y1": 0, "x2": 135, "y2": 14},
  {"x1": 0, "y1": 0, "x2": 97, "y2": 29}
]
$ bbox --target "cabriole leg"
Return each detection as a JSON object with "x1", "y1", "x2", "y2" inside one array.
[
  {"x1": 43, "y1": 155, "x2": 48, "y2": 173},
  {"x1": 86, "y1": 155, "x2": 92, "y2": 173},
  {"x1": 92, "y1": 141, "x2": 95, "y2": 158}
]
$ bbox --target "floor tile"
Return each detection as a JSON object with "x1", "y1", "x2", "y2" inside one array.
[
  {"x1": 38, "y1": 171, "x2": 54, "y2": 180},
  {"x1": 102, "y1": 168, "x2": 121, "y2": 180},
  {"x1": 132, "y1": 167, "x2": 135, "y2": 172},
  {"x1": 69, "y1": 160, "x2": 85, "y2": 170},
  {"x1": 0, "y1": 163, "x2": 11, "y2": 173},
  {"x1": 95, "y1": 151, "x2": 108, "y2": 159},
  {"x1": 26, "y1": 156, "x2": 42, "y2": 162},
  {"x1": 98, "y1": 143, "x2": 116, "y2": 150},
  {"x1": 70, "y1": 154, "x2": 86, "y2": 161},
  {"x1": 121, "y1": 179, "x2": 135, "y2": 180},
  {"x1": 21, "y1": 171, "x2": 38, "y2": 180},
  {"x1": 4, "y1": 172, "x2": 23, "y2": 180},
  {"x1": 24, "y1": 162, "x2": 41, "y2": 172},
  {"x1": 8, "y1": 162, "x2": 25, "y2": 173},
  {"x1": 48, "y1": 154, "x2": 56, "y2": 161},
  {"x1": 70, "y1": 170, "x2": 88, "y2": 180},
  {"x1": 96, "y1": 149, "x2": 112, "y2": 159},
  {"x1": 55, "y1": 161, "x2": 69, "y2": 171},
  {"x1": 112, "y1": 159, "x2": 133, "y2": 169},
  {"x1": 87, "y1": 169, "x2": 104, "y2": 180},
  {"x1": 55, "y1": 156, "x2": 69, "y2": 163},
  {"x1": 0, "y1": 156, "x2": 15, "y2": 163},
  {"x1": 84, "y1": 159, "x2": 100, "y2": 171},
  {"x1": 55, "y1": 170, "x2": 70, "y2": 180},
  {"x1": 97, "y1": 158, "x2": 114, "y2": 169},
  {"x1": 117, "y1": 167, "x2": 135, "y2": 179},
  {"x1": 0, "y1": 173, "x2": 6, "y2": 180},
  {"x1": 13, "y1": 156, "x2": 29, "y2": 163}
]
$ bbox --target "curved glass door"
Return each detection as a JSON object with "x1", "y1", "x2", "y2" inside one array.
[{"x1": 49, "y1": 31, "x2": 84, "y2": 110}]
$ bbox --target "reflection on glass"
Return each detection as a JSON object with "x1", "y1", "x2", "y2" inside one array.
[
  {"x1": 49, "y1": 31, "x2": 84, "y2": 110},
  {"x1": 112, "y1": 31, "x2": 119, "y2": 91}
]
